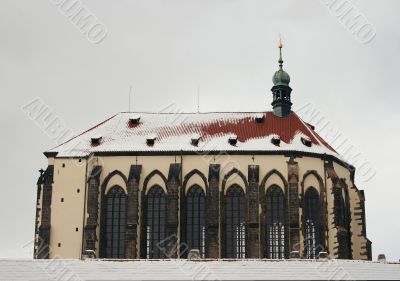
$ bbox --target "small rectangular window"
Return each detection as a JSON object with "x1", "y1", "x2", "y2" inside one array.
[
  {"x1": 91, "y1": 135, "x2": 102, "y2": 146},
  {"x1": 255, "y1": 114, "x2": 264, "y2": 123},
  {"x1": 301, "y1": 136, "x2": 312, "y2": 147},
  {"x1": 271, "y1": 135, "x2": 281, "y2": 146},
  {"x1": 228, "y1": 134, "x2": 238, "y2": 146}
]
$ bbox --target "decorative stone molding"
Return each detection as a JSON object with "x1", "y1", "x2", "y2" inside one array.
[
  {"x1": 246, "y1": 165, "x2": 259, "y2": 258},
  {"x1": 165, "y1": 163, "x2": 181, "y2": 258},
  {"x1": 86, "y1": 166, "x2": 102, "y2": 226},
  {"x1": 286, "y1": 157, "x2": 299, "y2": 258},
  {"x1": 37, "y1": 165, "x2": 54, "y2": 259},
  {"x1": 182, "y1": 169, "x2": 208, "y2": 194},
  {"x1": 222, "y1": 168, "x2": 249, "y2": 192},
  {"x1": 34, "y1": 170, "x2": 45, "y2": 259},
  {"x1": 260, "y1": 168, "x2": 288, "y2": 188},
  {"x1": 126, "y1": 165, "x2": 142, "y2": 259},
  {"x1": 84, "y1": 166, "x2": 102, "y2": 255},
  {"x1": 325, "y1": 163, "x2": 352, "y2": 259},
  {"x1": 143, "y1": 170, "x2": 168, "y2": 192},
  {"x1": 338, "y1": 178, "x2": 352, "y2": 259},
  {"x1": 206, "y1": 164, "x2": 220, "y2": 259}
]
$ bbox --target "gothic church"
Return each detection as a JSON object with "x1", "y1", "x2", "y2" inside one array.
[{"x1": 34, "y1": 44, "x2": 371, "y2": 260}]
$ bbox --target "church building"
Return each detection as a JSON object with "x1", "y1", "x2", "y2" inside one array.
[{"x1": 34, "y1": 44, "x2": 371, "y2": 260}]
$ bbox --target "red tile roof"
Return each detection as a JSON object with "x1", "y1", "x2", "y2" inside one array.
[{"x1": 47, "y1": 111, "x2": 337, "y2": 157}]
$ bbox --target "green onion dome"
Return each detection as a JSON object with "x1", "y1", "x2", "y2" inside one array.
[{"x1": 272, "y1": 68, "x2": 290, "y2": 86}]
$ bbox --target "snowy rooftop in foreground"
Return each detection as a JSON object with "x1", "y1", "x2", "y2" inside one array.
[
  {"x1": 1, "y1": 259, "x2": 400, "y2": 280},
  {"x1": 47, "y1": 111, "x2": 338, "y2": 158}
]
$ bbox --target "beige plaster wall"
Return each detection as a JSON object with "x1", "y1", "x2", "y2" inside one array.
[{"x1": 48, "y1": 157, "x2": 87, "y2": 259}]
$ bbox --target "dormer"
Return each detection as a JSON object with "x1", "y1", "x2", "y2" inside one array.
[
  {"x1": 90, "y1": 135, "x2": 102, "y2": 146},
  {"x1": 146, "y1": 134, "x2": 157, "y2": 146},
  {"x1": 228, "y1": 134, "x2": 238, "y2": 146}
]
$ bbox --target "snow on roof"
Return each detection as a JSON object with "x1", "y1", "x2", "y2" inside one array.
[
  {"x1": 146, "y1": 133, "x2": 157, "y2": 140},
  {"x1": 255, "y1": 113, "x2": 265, "y2": 119},
  {"x1": 129, "y1": 113, "x2": 141, "y2": 120},
  {"x1": 190, "y1": 133, "x2": 201, "y2": 140},
  {"x1": 91, "y1": 134, "x2": 102, "y2": 140},
  {"x1": 46, "y1": 111, "x2": 338, "y2": 158},
  {"x1": 1, "y1": 259, "x2": 399, "y2": 280}
]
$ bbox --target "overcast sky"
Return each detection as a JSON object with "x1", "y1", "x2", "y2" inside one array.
[{"x1": 0, "y1": 0, "x2": 399, "y2": 261}]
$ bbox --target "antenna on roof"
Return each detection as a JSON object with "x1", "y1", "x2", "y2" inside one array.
[
  {"x1": 128, "y1": 85, "x2": 132, "y2": 112},
  {"x1": 197, "y1": 85, "x2": 200, "y2": 113}
]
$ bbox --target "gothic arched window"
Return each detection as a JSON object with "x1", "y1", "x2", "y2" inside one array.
[
  {"x1": 334, "y1": 187, "x2": 345, "y2": 227},
  {"x1": 145, "y1": 185, "x2": 166, "y2": 259},
  {"x1": 186, "y1": 185, "x2": 206, "y2": 258},
  {"x1": 265, "y1": 185, "x2": 285, "y2": 259},
  {"x1": 304, "y1": 187, "x2": 320, "y2": 259},
  {"x1": 334, "y1": 186, "x2": 352, "y2": 259},
  {"x1": 225, "y1": 185, "x2": 246, "y2": 259},
  {"x1": 104, "y1": 186, "x2": 126, "y2": 258}
]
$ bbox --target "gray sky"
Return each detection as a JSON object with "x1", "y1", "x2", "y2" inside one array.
[{"x1": 1, "y1": 0, "x2": 399, "y2": 260}]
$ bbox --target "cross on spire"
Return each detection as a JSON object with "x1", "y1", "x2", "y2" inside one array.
[{"x1": 278, "y1": 35, "x2": 283, "y2": 69}]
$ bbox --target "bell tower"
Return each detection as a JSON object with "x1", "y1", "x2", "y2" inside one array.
[{"x1": 271, "y1": 40, "x2": 292, "y2": 117}]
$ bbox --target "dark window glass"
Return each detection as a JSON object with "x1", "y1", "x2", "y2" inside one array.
[
  {"x1": 145, "y1": 185, "x2": 166, "y2": 259},
  {"x1": 104, "y1": 186, "x2": 126, "y2": 258},
  {"x1": 334, "y1": 188, "x2": 345, "y2": 227},
  {"x1": 338, "y1": 231, "x2": 351, "y2": 259},
  {"x1": 225, "y1": 185, "x2": 246, "y2": 259},
  {"x1": 304, "y1": 187, "x2": 320, "y2": 259},
  {"x1": 335, "y1": 187, "x2": 352, "y2": 259},
  {"x1": 186, "y1": 185, "x2": 206, "y2": 258},
  {"x1": 265, "y1": 185, "x2": 285, "y2": 259}
]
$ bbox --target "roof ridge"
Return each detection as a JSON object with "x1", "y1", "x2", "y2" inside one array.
[
  {"x1": 293, "y1": 112, "x2": 337, "y2": 153},
  {"x1": 48, "y1": 113, "x2": 119, "y2": 151},
  {"x1": 120, "y1": 111, "x2": 272, "y2": 114}
]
